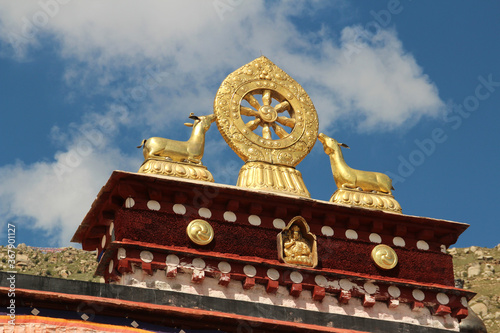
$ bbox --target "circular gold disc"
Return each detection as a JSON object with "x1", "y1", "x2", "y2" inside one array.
[
  {"x1": 371, "y1": 244, "x2": 398, "y2": 270},
  {"x1": 186, "y1": 219, "x2": 214, "y2": 245},
  {"x1": 214, "y1": 56, "x2": 318, "y2": 167}
]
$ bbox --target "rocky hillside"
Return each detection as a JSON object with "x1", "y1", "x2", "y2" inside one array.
[
  {"x1": 450, "y1": 244, "x2": 500, "y2": 332},
  {"x1": 1, "y1": 244, "x2": 499, "y2": 332}
]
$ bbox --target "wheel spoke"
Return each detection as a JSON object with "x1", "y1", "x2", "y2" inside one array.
[
  {"x1": 241, "y1": 106, "x2": 259, "y2": 117},
  {"x1": 244, "y1": 94, "x2": 261, "y2": 110},
  {"x1": 274, "y1": 101, "x2": 290, "y2": 113},
  {"x1": 276, "y1": 116, "x2": 295, "y2": 128},
  {"x1": 262, "y1": 123, "x2": 272, "y2": 140},
  {"x1": 262, "y1": 90, "x2": 272, "y2": 106},
  {"x1": 272, "y1": 123, "x2": 288, "y2": 139},
  {"x1": 246, "y1": 118, "x2": 261, "y2": 131}
]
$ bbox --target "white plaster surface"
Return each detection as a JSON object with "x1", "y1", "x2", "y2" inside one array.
[
  {"x1": 117, "y1": 248, "x2": 126, "y2": 259},
  {"x1": 115, "y1": 268, "x2": 459, "y2": 331},
  {"x1": 147, "y1": 200, "x2": 161, "y2": 211},
  {"x1": 290, "y1": 271, "x2": 303, "y2": 284},
  {"x1": 314, "y1": 275, "x2": 327, "y2": 287},
  {"x1": 345, "y1": 229, "x2": 358, "y2": 240},
  {"x1": 125, "y1": 197, "x2": 135, "y2": 208},
  {"x1": 248, "y1": 215, "x2": 261, "y2": 226},
  {"x1": 363, "y1": 282, "x2": 378, "y2": 295},
  {"x1": 166, "y1": 254, "x2": 179, "y2": 265},
  {"x1": 173, "y1": 204, "x2": 186, "y2": 215},
  {"x1": 273, "y1": 218, "x2": 286, "y2": 229},
  {"x1": 243, "y1": 265, "x2": 257, "y2": 277},
  {"x1": 321, "y1": 226, "x2": 334, "y2": 236},
  {"x1": 339, "y1": 279, "x2": 353, "y2": 290},
  {"x1": 223, "y1": 211, "x2": 236, "y2": 222},
  {"x1": 140, "y1": 251, "x2": 153, "y2": 263},
  {"x1": 437, "y1": 293, "x2": 449, "y2": 305},
  {"x1": 412, "y1": 289, "x2": 425, "y2": 301},
  {"x1": 369, "y1": 233, "x2": 382, "y2": 243},
  {"x1": 192, "y1": 258, "x2": 206, "y2": 269},
  {"x1": 267, "y1": 268, "x2": 279, "y2": 281},
  {"x1": 218, "y1": 261, "x2": 231, "y2": 273},
  {"x1": 198, "y1": 208, "x2": 212, "y2": 218},
  {"x1": 388, "y1": 286, "x2": 401, "y2": 298},
  {"x1": 417, "y1": 240, "x2": 429, "y2": 250},
  {"x1": 393, "y1": 237, "x2": 406, "y2": 247}
]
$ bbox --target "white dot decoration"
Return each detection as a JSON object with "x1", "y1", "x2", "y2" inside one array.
[
  {"x1": 321, "y1": 226, "x2": 334, "y2": 237},
  {"x1": 243, "y1": 265, "x2": 257, "y2": 277},
  {"x1": 218, "y1": 261, "x2": 231, "y2": 273},
  {"x1": 393, "y1": 236, "x2": 406, "y2": 247},
  {"x1": 166, "y1": 254, "x2": 180, "y2": 265},
  {"x1": 440, "y1": 245, "x2": 447, "y2": 253},
  {"x1": 117, "y1": 248, "x2": 126, "y2": 259},
  {"x1": 315, "y1": 275, "x2": 328, "y2": 287},
  {"x1": 369, "y1": 233, "x2": 382, "y2": 243},
  {"x1": 417, "y1": 240, "x2": 429, "y2": 251},
  {"x1": 248, "y1": 215, "x2": 261, "y2": 226},
  {"x1": 460, "y1": 297, "x2": 468, "y2": 307},
  {"x1": 364, "y1": 282, "x2": 378, "y2": 295},
  {"x1": 290, "y1": 271, "x2": 303, "y2": 284},
  {"x1": 198, "y1": 208, "x2": 212, "y2": 219},
  {"x1": 192, "y1": 258, "x2": 206, "y2": 269},
  {"x1": 108, "y1": 260, "x2": 114, "y2": 274},
  {"x1": 125, "y1": 197, "x2": 135, "y2": 208},
  {"x1": 388, "y1": 285, "x2": 401, "y2": 298},
  {"x1": 267, "y1": 268, "x2": 280, "y2": 281},
  {"x1": 173, "y1": 204, "x2": 186, "y2": 215},
  {"x1": 273, "y1": 218, "x2": 286, "y2": 229},
  {"x1": 109, "y1": 222, "x2": 114, "y2": 236},
  {"x1": 412, "y1": 289, "x2": 425, "y2": 301},
  {"x1": 223, "y1": 211, "x2": 236, "y2": 222},
  {"x1": 437, "y1": 293, "x2": 449, "y2": 305},
  {"x1": 147, "y1": 200, "x2": 161, "y2": 211},
  {"x1": 140, "y1": 251, "x2": 153, "y2": 263},
  {"x1": 101, "y1": 235, "x2": 107, "y2": 249},
  {"x1": 339, "y1": 279, "x2": 353, "y2": 290},
  {"x1": 345, "y1": 229, "x2": 358, "y2": 240}
]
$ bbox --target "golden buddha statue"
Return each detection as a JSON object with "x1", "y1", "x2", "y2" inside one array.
[{"x1": 283, "y1": 225, "x2": 313, "y2": 266}]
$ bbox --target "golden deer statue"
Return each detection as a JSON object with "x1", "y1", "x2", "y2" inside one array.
[
  {"x1": 138, "y1": 113, "x2": 216, "y2": 164},
  {"x1": 318, "y1": 133, "x2": 394, "y2": 194}
]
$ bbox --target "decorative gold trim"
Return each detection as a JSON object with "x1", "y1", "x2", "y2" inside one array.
[
  {"x1": 277, "y1": 216, "x2": 317, "y2": 268},
  {"x1": 138, "y1": 159, "x2": 214, "y2": 182},
  {"x1": 186, "y1": 219, "x2": 214, "y2": 245},
  {"x1": 237, "y1": 161, "x2": 310, "y2": 197},
  {"x1": 371, "y1": 244, "x2": 398, "y2": 270},
  {"x1": 330, "y1": 188, "x2": 402, "y2": 214}
]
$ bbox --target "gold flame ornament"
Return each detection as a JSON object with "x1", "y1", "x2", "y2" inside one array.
[
  {"x1": 214, "y1": 56, "x2": 318, "y2": 197},
  {"x1": 186, "y1": 219, "x2": 214, "y2": 245},
  {"x1": 371, "y1": 244, "x2": 398, "y2": 270}
]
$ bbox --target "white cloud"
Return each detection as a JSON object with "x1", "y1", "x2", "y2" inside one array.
[
  {"x1": 0, "y1": 1, "x2": 446, "y2": 246},
  {"x1": 0, "y1": 0, "x2": 445, "y2": 130},
  {"x1": 0, "y1": 106, "x2": 141, "y2": 246}
]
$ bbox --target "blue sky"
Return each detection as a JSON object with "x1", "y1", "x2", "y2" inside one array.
[{"x1": 0, "y1": 1, "x2": 499, "y2": 249}]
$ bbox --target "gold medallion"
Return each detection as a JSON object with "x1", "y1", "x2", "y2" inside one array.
[
  {"x1": 371, "y1": 244, "x2": 398, "y2": 270},
  {"x1": 186, "y1": 219, "x2": 214, "y2": 245}
]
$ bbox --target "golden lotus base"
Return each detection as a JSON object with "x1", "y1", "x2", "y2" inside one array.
[
  {"x1": 330, "y1": 188, "x2": 402, "y2": 214},
  {"x1": 237, "y1": 162, "x2": 310, "y2": 198},
  {"x1": 138, "y1": 159, "x2": 214, "y2": 182}
]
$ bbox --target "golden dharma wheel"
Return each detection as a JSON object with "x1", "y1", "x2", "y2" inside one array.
[{"x1": 214, "y1": 56, "x2": 318, "y2": 167}]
